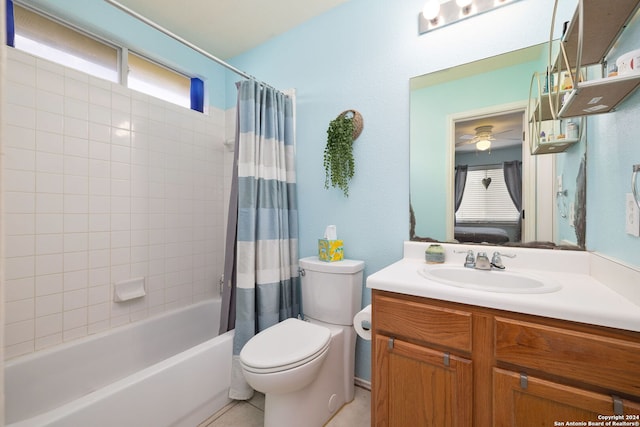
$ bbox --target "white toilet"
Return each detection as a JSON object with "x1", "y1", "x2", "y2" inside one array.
[{"x1": 239, "y1": 256, "x2": 364, "y2": 427}]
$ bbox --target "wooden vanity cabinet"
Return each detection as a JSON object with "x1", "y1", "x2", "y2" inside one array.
[
  {"x1": 372, "y1": 292, "x2": 475, "y2": 426},
  {"x1": 371, "y1": 290, "x2": 640, "y2": 427}
]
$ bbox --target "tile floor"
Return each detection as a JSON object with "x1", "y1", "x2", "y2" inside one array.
[{"x1": 199, "y1": 386, "x2": 371, "y2": 427}]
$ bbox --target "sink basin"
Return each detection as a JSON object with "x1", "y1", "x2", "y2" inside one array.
[{"x1": 418, "y1": 265, "x2": 562, "y2": 294}]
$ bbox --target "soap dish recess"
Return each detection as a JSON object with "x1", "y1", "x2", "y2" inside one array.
[{"x1": 114, "y1": 277, "x2": 146, "y2": 302}]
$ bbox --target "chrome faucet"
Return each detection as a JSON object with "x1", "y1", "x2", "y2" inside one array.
[
  {"x1": 457, "y1": 249, "x2": 516, "y2": 270},
  {"x1": 475, "y1": 252, "x2": 491, "y2": 270},
  {"x1": 490, "y1": 251, "x2": 516, "y2": 269},
  {"x1": 458, "y1": 250, "x2": 475, "y2": 268}
]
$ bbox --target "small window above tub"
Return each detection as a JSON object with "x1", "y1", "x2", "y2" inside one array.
[
  {"x1": 127, "y1": 52, "x2": 191, "y2": 109},
  {"x1": 12, "y1": 4, "x2": 119, "y2": 82}
]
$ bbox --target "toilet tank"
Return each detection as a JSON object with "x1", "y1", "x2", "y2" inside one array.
[{"x1": 299, "y1": 256, "x2": 364, "y2": 326}]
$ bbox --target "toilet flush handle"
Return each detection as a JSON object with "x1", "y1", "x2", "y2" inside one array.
[{"x1": 298, "y1": 267, "x2": 306, "y2": 276}]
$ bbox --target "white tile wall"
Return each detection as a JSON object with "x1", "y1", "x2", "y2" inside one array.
[{"x1": 3, "y1": 49, "x2": 228, "y2": 360}]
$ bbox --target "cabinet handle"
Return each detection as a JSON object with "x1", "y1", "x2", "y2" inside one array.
[
  {"x1": 388, "y1": 337, "x2": 395, "y2": 350},
  {"x1": 520, "y1": 373, "x2": 528, "y2": 389},
  {"x1": 613, "y1": 395, "x2": 624, "y2": 415},
  {"x1": 444, "y1": 352, "x2": 450, "y2": 367}
]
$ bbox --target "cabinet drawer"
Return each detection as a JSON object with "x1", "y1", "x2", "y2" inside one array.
[
  {"x1": 495, "y1": 317, "x2": 640, "y2": 397},
  {"x1": 374, "y1": 294, "x2": 472, "y2": 352}
]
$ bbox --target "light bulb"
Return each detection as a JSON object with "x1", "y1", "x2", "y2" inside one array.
[
  {"x1": 422, "y1": 0, "x2": 441, "y2": 21},
  {"x1": 476, "y1": 139, "x2": 491, "y2": 151},
  {"x1": 456, "y1": 0, "x2": 473, "y2": 7}
]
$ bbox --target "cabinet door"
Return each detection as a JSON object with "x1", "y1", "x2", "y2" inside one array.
[
  {"x1": 494, "y1": 368, "x2": 640, "y2": 426},
  {"x1": 373, "y1": 335, "x2": 472, "y2": 427}
]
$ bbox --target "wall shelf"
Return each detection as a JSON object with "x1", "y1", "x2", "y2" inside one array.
[
  {"x1": 530, "y1": 90, "x2": 570, "y2": 122},
  {"x1": 528, "y1": 0, "x2": 640, "y2": 144},
  {"x1": 554, "y1": 0, "x2": 640, "y2": 119},
  {"x1": 530, "y1": 115, "x2": 582, "y2": 155},
  {"x1": 560, "y1": 0, "x2": 640, "y2": 69},
  {"x1": 528, "y1": 71, "x2": 583, "y2": 155},
  {"x1": 558, "y1": 72, "x2": 640, "y2": 118}
]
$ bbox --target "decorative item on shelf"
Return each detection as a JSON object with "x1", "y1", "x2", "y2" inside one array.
[
  {"x1": 559, "y1": 69, "x2": 583, "y2": 92},
  {"x1": 560, "y1": 71, "x2": 573, "y2": 91},
  {"x1": 566, "y1": 121, "x2": 579, "y2": 139},
  {"x1": 425, "y1": 244, "x2": 445, "y2": 264},
  {"x1": 543, "y1": 69, "x2": 555, "y2": 94},
  {"x1": 616, "y1": 49, "x2": 640, "y2": 76},
  {"x1": 323, "y1": 109, "x2": 364, "y2": 197}
]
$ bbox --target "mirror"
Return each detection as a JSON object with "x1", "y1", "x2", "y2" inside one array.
[
  {"x1": 453, "y1": 110, "x2": 525, "y2": 245},
  {"x1": 409, "y1": 42, "x2": 586, "y2": 249}
]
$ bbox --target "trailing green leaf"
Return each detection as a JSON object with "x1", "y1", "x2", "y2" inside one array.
[{"x1": 324, "y1": 115, "x2": 355, "y2": 197}]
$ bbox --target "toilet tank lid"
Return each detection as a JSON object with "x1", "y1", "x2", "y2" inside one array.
[{"x1": 299, "y1": 256, "x2": 364, "y2": 274}]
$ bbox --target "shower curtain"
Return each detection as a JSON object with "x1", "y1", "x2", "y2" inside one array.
[{"x1": 223, "y1": 80, "x2": 300, "y2": 400}]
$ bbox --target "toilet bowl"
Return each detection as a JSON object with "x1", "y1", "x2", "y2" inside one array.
[
  {"x1": 238, "y1": 256, "x2": 365, "y2": 427},
  {"x1": 239, "y1": 318, "x2": 331, "y2": 395}
]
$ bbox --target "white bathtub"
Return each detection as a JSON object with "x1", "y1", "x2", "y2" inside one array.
[{"x1": 5, "y1": 299, "x2": 233, "y2": 427}]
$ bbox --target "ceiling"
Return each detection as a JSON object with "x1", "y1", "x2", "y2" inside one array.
[
  {"x1": 107, "y1": 0, "x2": 351, "y2": 59},
  {"x1": 455, "y1": 111, "x2": 524, "y2": 154}
]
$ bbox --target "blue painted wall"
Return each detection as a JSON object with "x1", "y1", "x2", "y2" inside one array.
[
  {"x1": 228, "y1": 0, "x2": 581, "y2": 381},
  {"x1": 228, "y1": 0, "x2": 640, "y2": 381},
  {"x1": 19, "y1": 0, "x2": 640, "y2": 382},
  {"x1": 586, "y1": 11, "x2": 640, "y2": 265}
]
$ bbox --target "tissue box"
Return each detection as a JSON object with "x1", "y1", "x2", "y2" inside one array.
[{"x1": 318, "y1": 239, "x2": 344, "y2": 262}]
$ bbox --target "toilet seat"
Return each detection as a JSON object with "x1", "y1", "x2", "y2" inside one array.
[{"x1": 240, "y1": 318, "x2": 331, "y2": 374}]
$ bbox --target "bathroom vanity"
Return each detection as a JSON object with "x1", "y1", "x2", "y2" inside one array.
[{"x1": 368, "y1": 242, "x2": 640, "y2": 427}]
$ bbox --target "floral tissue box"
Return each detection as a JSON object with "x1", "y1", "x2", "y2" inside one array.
[{"x1": 318, "y1": 239, "x2": 344, "y2": 262}]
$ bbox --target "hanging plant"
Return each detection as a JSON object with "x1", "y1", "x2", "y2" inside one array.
[{"x1": 323, "y1": 110, "x2": 363, "y2": 197}]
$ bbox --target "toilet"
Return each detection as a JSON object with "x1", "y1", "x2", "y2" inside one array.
[{"x1": 239, "y1": 256, "x2": 364, "y2": 427}]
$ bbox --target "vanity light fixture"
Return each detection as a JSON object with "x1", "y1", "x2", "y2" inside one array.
[
  {"x1": 419, "y1": 0, "x2": 524, "y2": 34},
  {"x1": 455, "y1": 0, "x2": 473, "y2": 16},
  {"x1": 422, "y1": 0, "x2": 441, "y2": 23}
]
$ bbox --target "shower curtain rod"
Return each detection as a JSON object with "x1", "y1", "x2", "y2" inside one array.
[{"x1": 103, "y1": 0, "x2": 279, "y2": 91}]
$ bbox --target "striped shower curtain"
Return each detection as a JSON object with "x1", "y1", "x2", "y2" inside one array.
[{"x1": 226, "y1": 80, "x2": 300, "y2": 399}]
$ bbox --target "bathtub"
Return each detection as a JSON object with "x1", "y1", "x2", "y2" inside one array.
[{"x1": 5, "y1": 299, "x2": 233, "y2": 427}]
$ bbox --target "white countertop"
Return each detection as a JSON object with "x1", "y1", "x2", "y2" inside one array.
[{"x1": 366, "y1": 242, "x2": 640, "y2": 333}]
